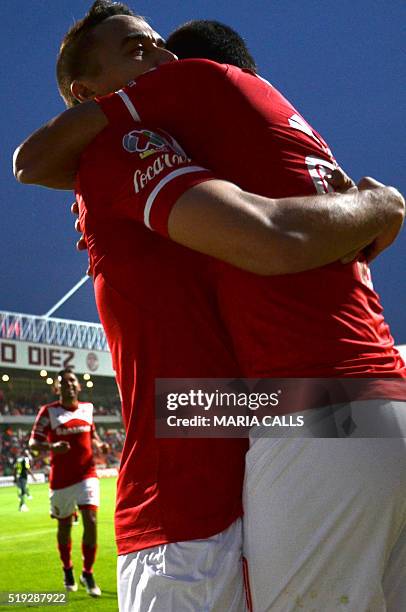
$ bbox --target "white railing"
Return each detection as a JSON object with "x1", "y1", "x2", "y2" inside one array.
[{"x1": 0, "y1": 310, "x2": 108, "y2": 351}]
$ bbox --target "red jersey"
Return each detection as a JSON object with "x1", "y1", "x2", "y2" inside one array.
[
  {"x1": 76, "y1": 122, "x2": 247, "y2": 554},
  {"x1": 30, "y1": 401, "x2": 97, "y2": 489},
  {"x1": 97, "y1": 59, "x2": 405, "y2": 378}
]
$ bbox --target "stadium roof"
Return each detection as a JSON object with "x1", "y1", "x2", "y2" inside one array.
[{"x1": 0, "y1": 310, "x2": 108, "y2": 351}]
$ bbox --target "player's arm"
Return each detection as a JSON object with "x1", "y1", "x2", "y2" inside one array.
[
  {"x1": 28, "y1": 439, "x2": 71, "y2": 454},
  {"x1": 74, "y1": 140, "x2": 403, "y2": 275},
  {"x1": 164, "y1": 178, "x2": 404, "y2": 274},
  {"x1": 13, "y1": 101, "x2": 107, "y2": 189}
]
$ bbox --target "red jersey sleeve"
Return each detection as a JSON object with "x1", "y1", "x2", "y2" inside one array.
[
  {"x1": 95, "y1": 59, "x2": 230, "y2": 133},
  {"x1": 30, "y1": 405, "x2": 50, "y2": 442},
  {"x1": 76, "y1": 122, "x2": 215, "y2": 237}
]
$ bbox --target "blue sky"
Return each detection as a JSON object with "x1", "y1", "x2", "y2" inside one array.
[{"x1": 2, "y1": 0, "x2": 405, "y2": 341}]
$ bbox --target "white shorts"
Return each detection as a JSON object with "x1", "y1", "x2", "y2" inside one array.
[
  {"x1": 117, "y1": 518, "x2": 247, "y2": 612},
  {"x1": 49, "y1": 477, "x2": 100, "y2": 519},
  {"x1": 243, "y1": 400, "x2": 406, "y2": 612}
]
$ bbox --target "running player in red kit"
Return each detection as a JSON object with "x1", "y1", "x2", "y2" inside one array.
[{"x1": 29, "y1": 368, "x2": 108, "y2": 597}]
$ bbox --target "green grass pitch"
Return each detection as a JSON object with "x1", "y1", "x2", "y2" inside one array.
[{"x1": 0, "y1": 479, "x2": 118, "y2": 611}]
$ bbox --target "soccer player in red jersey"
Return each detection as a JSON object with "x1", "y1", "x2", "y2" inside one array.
[
  {"x1": 90, "y1": 24, "x2": 406, "y2": 609},
  {"x1": 29, "y1": 368, "x2": 108, "y2": 597},
  {"x1": 59, "y1": 13, "x2": 392, "y2": 610},
  {"x1": 15, "y1": 3, "x2": 406, "y2": 610}
]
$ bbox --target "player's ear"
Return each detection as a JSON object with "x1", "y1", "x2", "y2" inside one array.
[{"x1": 71, "y1": 80, "x2": 96, "y2": 103}]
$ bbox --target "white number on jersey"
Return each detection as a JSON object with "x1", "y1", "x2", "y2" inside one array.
[{"x1": 305, "y1": 155, "x2": 336, "y2": 194}]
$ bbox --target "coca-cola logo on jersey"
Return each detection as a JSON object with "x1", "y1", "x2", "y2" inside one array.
[
  {"x1": 133, "y1": 152, "x2": 190, "y2": 194},
  {"x1": 123, "y1": 128, "x2": 192, "y2": 193}
]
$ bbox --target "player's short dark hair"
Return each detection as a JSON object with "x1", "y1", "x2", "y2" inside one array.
[
  {"x1": 56, "y1": 1, "x2": 139, "y2": 108},
  {"x1": 57, "y1": 367, "x2": 76, "y2": 382},
  {"x1": 166, "y1": 20, "x2": 257, "y2": 72}
]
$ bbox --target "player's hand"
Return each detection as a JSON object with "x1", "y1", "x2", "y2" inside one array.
[
  {"x1": 71, "y1": 201, "x2": 87, "y2": 251},
  {"x1": 71, "y1": 201, "x2": 92, "y2": 276},
  {"x1": 359, "y1": 178, "x2": 405, "y2": 262},
  {"x1": 325, "y1": 167, "x2": 356, "y2": 193},
  {"x1": 52, "y1": 441, "x2": 71, "y2": 454},
  {"x1": 341, "y1": 177, "x2": 405, "y2": 264}
]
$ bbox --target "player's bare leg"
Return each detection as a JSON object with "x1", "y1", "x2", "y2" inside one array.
[
  {"x1": 57, "y1": 517, "x2": 77, "y2": 592},
  {"x1": 79, "y1": 506, "x2": 101, "y2": 597}
]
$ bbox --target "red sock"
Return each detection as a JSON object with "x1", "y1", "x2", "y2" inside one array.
[
  {"x1": 58, "y1": 541, "x2": 72, "y2": 570},
  {"x1": 82, "y1": 543, "x2": 97, "y2": 573}
]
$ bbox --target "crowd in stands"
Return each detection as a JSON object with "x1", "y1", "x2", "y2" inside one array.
[
  {"x1": 93, "y1": 401, "x2": 121, "y2": 416},
  {"x1": 0, "y1": 390, "x2": 121, "y2": 417},
  {"x1": 0, "y1": 427, "x2": 30, "y2": 476},
  {"x1": 96, "y1": 426, "x2": 126, "y2": 467},
  {"x1": 0, "y1": 425, "x2": 125, "y2": 476}
]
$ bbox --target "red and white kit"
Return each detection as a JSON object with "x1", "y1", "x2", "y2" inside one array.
[
  {"x1": 94, "y1": 59, "x2": 406, "y2": 611},
  {"x1": 30, "y1": 401, "x2": 99, "y2": 518}
]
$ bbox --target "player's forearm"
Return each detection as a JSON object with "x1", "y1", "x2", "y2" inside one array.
[
  {"x1": 13, "y1": 101, "x2": 107, "y2": 190},
  {"x1": 29, "y1": 440, "x2": 53, "y2": 452},
  {"x1": 264, "y1": 187, "x2": 403, "y2": 273},
  {"x1": 168, "y1": 181, "x2": 404, "y2": 275}
]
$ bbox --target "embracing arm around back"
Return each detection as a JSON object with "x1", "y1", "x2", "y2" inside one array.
[
  {"x1": 167, "y1": 179, "x2": 405, "y2": 275},
  {"x1": 13, "y1": 101, "x2": 106, "y2": 190},
  {"x1": 73, "y1": 175, "x2": 404, "y2": 275}
]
